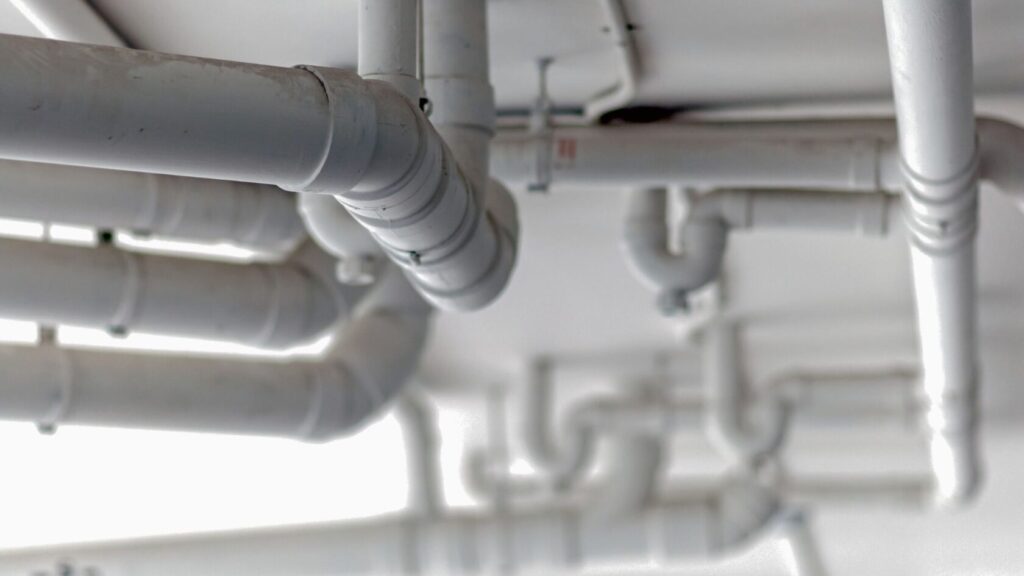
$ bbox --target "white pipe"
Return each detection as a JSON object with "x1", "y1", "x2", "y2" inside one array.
[
  {"x1": 492, "y1": 118, "x2": 1024, "y2": 196},
  {"x1": 423, "y1": 0, "x2": 495, "y2": 196},
  {"x1": 883, "y1": 0, "x2": 982, "y2": 508},
  {"x1": 0, "y1": 479, "x2": 777, "y2": 575},
  {"x1": 767, "y1": 366, "x2": 920, "y2": 428},
  {"x1": 10, "y1": 0, "x2": 125, "y2": 45},
  {"x1": 584, "y1": 0, "x2": 639, "y2": 121},
  {"x1": 0, "y1": 267, "x2": 430, "y2": 439},
  {"x1": 0, "y1": 237, "x2": 355, "y2": 348},
  {"x1": 775, "y1": 509, "x2": 829, "y2": 576},
  {"x1": 492, "y1": 122, "x2": 903, "y2": 191},
  {"x1": 591, "y1": 433, "x2": 663, "y2": 519},
  {"x1": 0, "y1": 159, "x2": 306, "y2": 253},
  {"x1": 358, "y1": 0, "x2": 420, "y2": 103},
  {"x1": 782, "y1": 477, "x2": 932, "y2": 510},
  {"x1": 297, "y1": 194, "x2": 384, "y2": 284},
  {"x1": 394, "y1": 389, "x2": 444, "y2": 516},
  {"x1": 622, "y1": 187, "x2": 896, "y2": 301},
  {"x1": 703, "y1": 320, "x2": 788, "y2": 467},
  {"x1": 0, "y1": 33, "x2": 516, "y2": 311}
]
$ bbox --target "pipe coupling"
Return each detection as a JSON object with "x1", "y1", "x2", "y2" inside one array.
[{"x1": 900, "y1": 144, "x2": 980, "y2": 255}]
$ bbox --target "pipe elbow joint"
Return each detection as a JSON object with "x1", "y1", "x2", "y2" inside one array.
[
  {"x1": 622, "y1": 189, "x2": 727, "y2": 302},
  {"x1": 287, "y1": 66, "x2": 518, "y2": 311},
  {"x1": 925, "y1": 396, "x2": 983, "y2": 510}
]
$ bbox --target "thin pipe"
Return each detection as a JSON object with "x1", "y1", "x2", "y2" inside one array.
[
  {"x1": 584, "y1": 0, "x2": 639, "y2": 121},
  {"x1": 883, "y1": 0, "x2": 982, "y2": 508}
]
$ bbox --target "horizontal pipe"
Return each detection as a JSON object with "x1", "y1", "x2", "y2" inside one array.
[
  {"x1": 0, "y1": 479, "x2": 776, "y2": 575},
  {"x1": 0, "y1": 159, "x2": 306, "y2": 252},
  {"x1": 493, "y1": 118, "x2": 1024, "y2": 198},
  {"x1": 622, "y1": 187, "x2": 896, "y2": 300},
  {"x1": 0, "y1": 268, "x2": 430, "y2": 439},
  {"x1": 0, "y1": 33, "x2": 517, "y2": 311},
  {"x1": 492, "y1": 121, "x2": 903, "y2": 191},
  {"x1": 0, "y1": 237, "x2": 357, "y2": 348}
]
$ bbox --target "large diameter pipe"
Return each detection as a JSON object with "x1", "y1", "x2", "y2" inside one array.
[
  {"x1": 0, "y1": 34, "x2": 516, "y2": 310},
  {"x1": 0, "y1": 480, "x2": 776, "y2": 575},
  {"x1": 0, "y1": 269, "x2": 430, "y2": 439},
  {"x1": 0, "y1": 238, "x2": 352, "y2": 348},
  {"x1": 0, "y1": 159, "x2": 306, "y2": 252},
  {"x1": 883, "y1": 0, "x2": 982, "y2": 508}
]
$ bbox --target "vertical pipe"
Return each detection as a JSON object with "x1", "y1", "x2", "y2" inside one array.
[
  {"x1": 882, "y1": 0, "x2": 981, "y2": 507},
  {"x1": 423, "y1": 0, "x2": 495, "y2": 194},
  {"x1": 358, "y1": 0, "x2": 421, "y2": 103}
]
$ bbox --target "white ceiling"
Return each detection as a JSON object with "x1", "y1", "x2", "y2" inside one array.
[{"x1": 3, "y1": 1, "x2": 1024, "y2": 572}]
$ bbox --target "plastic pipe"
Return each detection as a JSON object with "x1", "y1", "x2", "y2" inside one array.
[
  {"x1": 0, "y1": 267, "x2": 430, "y2": 439},
  {"x1": 492, "y1": 121, "x2": 903, "y2": 191},
  {"x1": 775, "y1": 510, "x2": 829, "y2": 576},
  {"x1": 10, "y1": 0, "x2": 126, "y2": 45},
  {"x1": 0, "y1": 33, "x2": 516, "y2": 311},
  {"x1": 622, "y1": 187, "x2": 896, "y2": 303},
  {"x1": 0, "y1": 159, "x2": 306, "y2": 253},
  {"x1": 590, "y1": 433, "x2": 663, "y2": 519},
  {"x1": 0, "y1": 237, "x2": 355, "y2": 348},
  {"x1": 0, "y1": 479, "x2": 777, "y2": 575},
  {"x1": 297, "y1": 194, "x2": 384, "y2": 284},
  {"x1": 883, "y1": 0, "x2": 982, "y2": 508},
  {"x1": 584, "y1": 0, "x2": 639, "y2": 121},
  {"x1": 703, "y1": 320, "x2": 788, "y2": 467},
  {"x1": 358, "y1": 0, "x2": 420, "y2": 103},
  {"x1": 394, "y1": 389, "x2": 444, "y2": 516}
]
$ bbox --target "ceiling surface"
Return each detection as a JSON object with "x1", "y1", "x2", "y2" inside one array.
[{"x1": 2, "y1": 1, "x2": 1024, "y2": 574}]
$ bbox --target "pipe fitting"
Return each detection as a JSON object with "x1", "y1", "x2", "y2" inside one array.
[
  {"x1": 288, "y1": 66, "x2": 517, "y2": 311},
  {"x1": 901, "y1": 147, "x2": 980, "y2": 255},
  {"x1": 622, "y1": 188, "x2": 728, "y2": 297}
]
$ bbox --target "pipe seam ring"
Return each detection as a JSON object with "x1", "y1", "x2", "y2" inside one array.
[
  {"x1": 289, "y1": 66, "x2": 379, "y2": 194},
  {"x1": 334, "y1": 86, "x2": 436, "y2": 208},
  {"x1": 900, "y1": 144, "x2": 980, "y2": 254}
]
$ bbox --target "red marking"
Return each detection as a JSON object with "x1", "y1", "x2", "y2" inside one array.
[{"x1": 556, "y1": 138, "x2": 577, "y2": 162}]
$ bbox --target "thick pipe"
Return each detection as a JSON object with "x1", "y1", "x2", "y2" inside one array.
[
  {"x1": 0, "y1": 33, "x2": 516, "y2": 311},
  {"x1": 0, "y1": 268, "x2": 430, "y2": 439},
  {"x1": 0, "y1": 159, "x2": 306, "y2": 253},
  {"x1": 0, "y1": 237, "x2": 353, "y2": 348},
  {"x1": 0, "y1": 480, "x2": 777, "y2": 575},
  {"x1": 883, "y1": 0, "x2": 982, "y2": 508},
  {"x1": 622, "y1": 188, "x2": 896, "y2": 302}
]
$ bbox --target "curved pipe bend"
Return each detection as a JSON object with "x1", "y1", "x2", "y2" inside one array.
[{"x1": 703, "y1": 320, "x2": 789, "y2": 467}]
